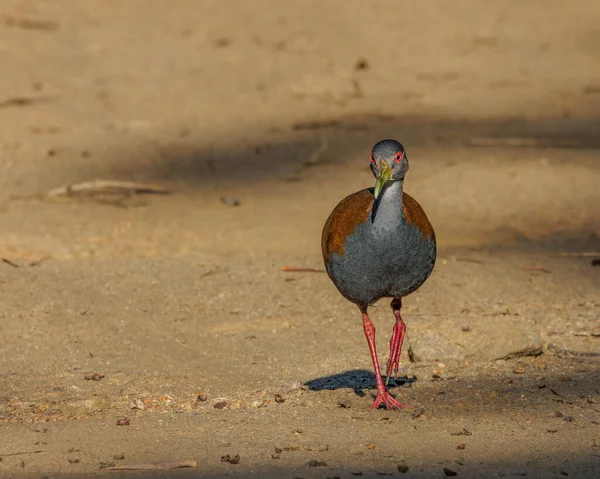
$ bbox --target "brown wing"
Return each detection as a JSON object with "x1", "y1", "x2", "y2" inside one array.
[
  {"x1": 402, "y1": 192, "x2": 435, "y2": 239},
  {"x1": 322, "y1": 189, "x2": 374, "y2": 263}
]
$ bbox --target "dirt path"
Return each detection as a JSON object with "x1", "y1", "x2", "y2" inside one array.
[{"x1": 1, "y1": 2, "x2": 599, "y2": 478}]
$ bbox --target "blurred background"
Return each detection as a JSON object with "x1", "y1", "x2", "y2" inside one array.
[{"x1": 0, "y1": 1, "x2": 599, "y2": 478}]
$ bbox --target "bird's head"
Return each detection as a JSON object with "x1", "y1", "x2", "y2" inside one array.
[{"x1": 369, "y1": 139, "x2": 408, "y2": 200}]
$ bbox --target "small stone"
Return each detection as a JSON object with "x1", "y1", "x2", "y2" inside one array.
[
  {"x1": 68, "y1": 458, "x2": 79, "y2": 464},
  {"x1": 513, "y1": 365, "x2": 526, "y2": 375},
  {"x1": 213, "y1": 401, "x2": 228, "y2": 409},
  {"x1": 116, "y1": 417, "x2": 130, "y2": 426},
  {"x1": 450, "y1": 428, "x2": 472, "y2": 436},
  {"x1": 274, "y1": 394, "x2": 285, "y2": 404},
  {"x1": 213, "y1": 38, "x2": 232, "y2": 48},
  {"x1": 397, "y1": 464, "x2": 409, "y2": 473},
  {"x1": 354, "y1": 59, "x2": 369, "y2": 71},
  {"x1": 365, "y1": 443, "x2": 376, "y2": 450},
  {"x1": 220, "y1": 196, "x2": 240, "y2": 207},
  {"x1": 443, "y1": 467, "x2": 458, "y2": 476},
  {"x1": 197, "y1": 393, "x2": 208, "y2": 403},
  {"x1": 563, "y1": 416, "x2": 575, "y2": 422},
  {"x1": 307, "y1": 460, "x2": 328, "y2": 467},
  {"x1": 113, "y1": 453, "x2": 125, "y2": 460},
  {"x1": 457, "y1": 443, "x2": 466, "y2": 450},
  {"x1": 220, "y1": 454, "x2": 240, "y2": 464},
  {"x1": 84, "y1": 373, "x2": 105, "y2": 381},
  {"x1": 412, "y1": 406, "x2": 425, "y2": 419},
  {"x1": 131, "y1": 398, "x2": 146, "y2": 410}
]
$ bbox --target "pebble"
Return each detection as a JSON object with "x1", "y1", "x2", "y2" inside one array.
[
  {"x1": 412, "y1": 406, "x2": 426, "y2": 419},
  {"x1": 220, "y1": 454, "x2": 240, "y2": 464},
  {"x1": 220, "y1": 196, "x2": 240, "y2": 207},
  {"x1": 116, "y1": 417, "x2": 130, "y2": 426},
  {"x1": 131, "y1": 398, "x2": 146, "y2": 410}
]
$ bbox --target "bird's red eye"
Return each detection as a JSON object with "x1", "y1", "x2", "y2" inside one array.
[
  {"x1": 370, "y1": 155, "x2": 375, "y2": 164},
  {"x1": 395, "y1": 152, "x2": 403, "y2": 163}
]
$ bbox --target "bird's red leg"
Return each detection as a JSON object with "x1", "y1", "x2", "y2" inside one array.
[
  {"x1": 386, "y1": 298, "x2": 406, "y2": 383},
  {"x1": 361, "y1": 310, "x2": 404, "y2": 410}
]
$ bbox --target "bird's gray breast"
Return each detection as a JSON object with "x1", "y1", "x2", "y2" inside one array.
[{"x1": 326, "y1": 219, "x2": 436, "y2": 306}]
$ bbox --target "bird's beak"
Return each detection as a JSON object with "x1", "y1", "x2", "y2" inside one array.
[{"x1": 373, "y1": 160, "x2": 393, "y2": 200}]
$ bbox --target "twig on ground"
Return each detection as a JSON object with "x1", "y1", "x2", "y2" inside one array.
[
  {"x1": 0, "y1": 450, "x2": 44, "y2": 457},
  {"x1": 282, "y1": 266, "x2": 325, "y2": 273},
  {"x1": 1, "y1": 258, "x2": 20, "y2": 268},
  {"x1": 549, "y1": 252, "x2": 600, "y2": 258},
  {"x1": 469, "y1": 137, "x2": 597, "y2": 148},
  {"x1": 521, "y1": 265, "x2": 551, "y2": 273},
  {"x1": 47, "y1": 180, "x2": 170, "y2": 197},
  {"x1": 0, "y1": 96, "x2": 56, "y2": 109},
  {"x1": 101, "y1": 460, "x2": 197, "y2": 471},
  {"x1": 1, "y1": 256, "x2": 49, "y2": 268}
]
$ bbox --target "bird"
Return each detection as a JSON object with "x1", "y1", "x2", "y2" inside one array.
[{"x1": 321, "y1": 139, "x2": 436, "y2": 410}]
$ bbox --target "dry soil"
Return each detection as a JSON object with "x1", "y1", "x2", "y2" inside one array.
[{"x1": 0, "y1": 2, "x2": 599, "y2": 478}]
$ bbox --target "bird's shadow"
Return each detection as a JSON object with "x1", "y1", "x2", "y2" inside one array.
[{"x1": 304, "y1": 369, "x2": 416, "y2": 398}]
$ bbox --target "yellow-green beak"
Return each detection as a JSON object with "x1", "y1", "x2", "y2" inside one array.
[{"x1": 373, "y1": 160, "x2": 392, "y2": 200}]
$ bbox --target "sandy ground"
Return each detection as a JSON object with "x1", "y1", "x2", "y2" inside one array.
[{"x1": 1, "y1": 1, "x2": 600, "y2": 478}]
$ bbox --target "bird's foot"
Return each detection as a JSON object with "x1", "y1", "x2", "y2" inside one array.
[{"x1": 370, "y1": 390, "x2": 405, "y2": 410}]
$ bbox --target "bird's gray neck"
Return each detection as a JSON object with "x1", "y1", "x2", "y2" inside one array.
[{"x1": 371, "y1": 180, "x2": 404, "y2": 234}]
